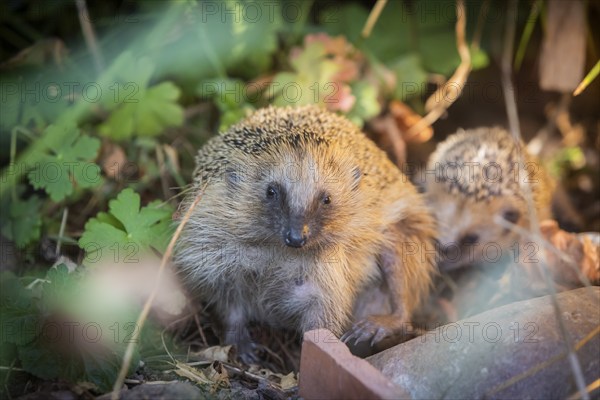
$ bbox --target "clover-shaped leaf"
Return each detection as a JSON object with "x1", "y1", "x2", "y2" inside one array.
[
  {"x1": 99, "y1": 81, "x2": 184, "y2": 140},
  {"x1": 98, "y1": 53, "x2": 184, "y2": 140},
  {"x1": 78, "y1": 188, "x2": 174, "y2": 264},
  {"x1": 27, "y1": 123, "x2": 101, "y2": 202}
]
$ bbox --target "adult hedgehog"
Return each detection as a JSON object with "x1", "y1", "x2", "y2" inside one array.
[{"x1": 175, "y1": 105, "x2": 436, "y2": 361}]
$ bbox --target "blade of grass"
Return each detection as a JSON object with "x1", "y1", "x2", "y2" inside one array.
[
  {"x1": 471, "y1": 0, "x2": 490, "y2": 51},
  {"x1": 514, "y1": 0, "x2": 542, "y2": 71},
  {"x1": 567, "y1": 378, "x2": 600, "y2": 400},
  {"x1": 573, "y1": 60, "x2": 600, "y2": 96},
  {"x1": 110, "y1": 183, "x2": 207, "y2": 400},
  {"x1": 75, "y1": 0, "x2": 105, "y2": 74},
  {"x1": 501, "y1": 2, "x2": 590, "y2": 399}
]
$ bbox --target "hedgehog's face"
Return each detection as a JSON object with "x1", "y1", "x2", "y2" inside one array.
[
  {"x1": 228, "y1": 146, "x2": 362, "y2": 250},
  {"x1": 428, "y1": 190, "x2": 528, "y2": 271}
]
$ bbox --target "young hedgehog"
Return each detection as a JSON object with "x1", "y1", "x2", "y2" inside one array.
[
  {"x1": 175, "y1": 105, "x2": 436, "y2": 361},
  {"x1": 425, "y1": 127, "x2": 554, "y2": 271}
]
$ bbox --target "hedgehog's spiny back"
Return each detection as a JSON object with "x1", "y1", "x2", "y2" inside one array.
[
  {"x1": 192, "y1": 106, "x2": 400, "y2": 189},
  {"x1": 428, "y1": 127, "x2": 528, "y2": 201},
  {"x1": 427, "y1": 127, "x2": 554, "y2": 218}
]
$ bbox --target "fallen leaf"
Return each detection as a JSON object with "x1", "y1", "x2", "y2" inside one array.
[
  {"x1": 193, "y1": 345, "x2": 233, "y2": 363},
  {"x1": 100, "y1": 141, "x2": 127, "y2": 181},
  {"x1": 540, "y1": 220, "x2": 600, "y2": 286},
  {"x1": 174, "y1": 361, "x2": 212, "y2": 385},
  {"x1": 247, "y1": 366, "x2": 298, "y2": 390},
  {"x1": 389, "y1": 100, "x2": 433, "y2": 143}
]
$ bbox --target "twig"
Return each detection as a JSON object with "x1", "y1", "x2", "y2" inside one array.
[
  {"x1": 0, "y1": 365, "x2": 24, "y2": 371},
  {"x1": 471, "y1": 0, "x2": 490, "y2": 51},
  {"x1": 500, "y1": 2, "x2": 589, "y2": 399},
  {"x1": 9, "y1": 129, "x2": 17, "y2": 202},
  {"x1": 407, "y1": 0, "x2": 470, "y2": 137},
  {"x1": 110, "y1": 183, "x2": 208, "y2": 400},
  {"x1": 567, "y1": 378, "x2": 600, "y2": 400},
  {"x1": 486, "y1": 325, "x2": 600, "y2": 397},
  {"x1": 361, "y1": 0, "x2": 388, "y2": 38},
  {"x1": 55, "y1": 207, "x2": 69, "y2": 258},
  {"x1": 75, "y1": 0, "x2": 105, "y2": 74},
  {"x1": 194, "y1": 313, "x2": 209, "y2": 347},
  {"x1": 155, "y1": 145, "x2": 171, "y2": 200}
]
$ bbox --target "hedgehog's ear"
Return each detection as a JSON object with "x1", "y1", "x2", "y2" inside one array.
[{"x1": 351, "y1": 166, "x2": 361, "y2": 190}]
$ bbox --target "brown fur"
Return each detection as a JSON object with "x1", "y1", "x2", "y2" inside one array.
[{"x1": 175, "y1": 105, "x2": 436, "y2": 358}]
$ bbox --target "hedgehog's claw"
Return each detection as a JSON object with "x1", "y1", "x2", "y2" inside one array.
[
  {"x1": 236, "y1": 341, "x2": 262, "y2": 365},
  {"x1": 342, "y1": 315, "x2": 405, "y2": 348}
]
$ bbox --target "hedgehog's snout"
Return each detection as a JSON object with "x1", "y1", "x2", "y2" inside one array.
[{"x1": 285, "y1": 221, "x2": 310, "y2": 248}]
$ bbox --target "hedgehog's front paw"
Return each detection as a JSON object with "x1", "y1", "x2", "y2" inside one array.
[
  {"x1": 341, "y1": 315, "x2": 406, "y2": 347},
  {"x1": 235, "y1": 340, "x2": 262, "y2": 365},
  {"x1": 225, "y1": 327, "x2": 261, "y2": 364}
]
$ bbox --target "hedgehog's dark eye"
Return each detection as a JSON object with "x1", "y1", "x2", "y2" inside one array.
[
  {"x1": 266, "y1": 185, "x2": 277, "y2": 199},
  {"x1": 503, "y1": 209, "x2": 520, "y2": 224},
  {"x1": 460, "y1": 233, "x2": 480, "y2": 246},
  {"x1": 323, "y1": 195, "x2": 331, "y2": 205}
]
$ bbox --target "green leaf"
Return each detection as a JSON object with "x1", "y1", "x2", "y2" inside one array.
[
  {"x1": 198, "y1": 78, "x2": 255, "y2": 130},
  {"x1": 0, "y1": 193, "x2": 42, "y2": 248},
  {"x1": 11, "y1": 264, "x2": 140, "y2": 391},
  {"x1": 0, "y1": 272, "x2": 40, "y2": 346},
  {"x1": 97, "y1": 52, "x2": 183, "y2": 139},
  {"x1": 27, "y1": 123, "x2": 101, "y2": 202},
  {"x1": 99, "y1": 81, "x2": 184, "y2": 140},
  {"x1": 42, "y1": 264, "x2": 78, "y2": 310},
  {"x1": 390, "y1": 54, "x2": 428, "y2": 101},
  {"x1": 160, "y1": 0, "x2": 281, "y2": 82},
  {"x1": 270, "y1": 41, "x2": 340, "y2": 108},
  {"x1": 318, "y1": 1, "x2": 489, "y2": 76},
  {"x1": 17, "y1": 332, "x2": 126, "y2": 392},
  {"x1": 346, "y1": 81, "x2": 381, "y2": 125},
  {"x1": 471, "y1": 47, "x2": 490, "y2": 70},
  {"x1": 78, "y1": 188, "x2": 174, "y2": 264}
]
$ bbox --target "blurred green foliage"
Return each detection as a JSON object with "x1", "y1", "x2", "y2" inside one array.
[{"x1": 0, "y1": 0, "x2": 502, "y2": 394}]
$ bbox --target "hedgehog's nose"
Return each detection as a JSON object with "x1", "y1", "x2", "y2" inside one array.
[{"x1": 285, "y1": 225, "x2": 309, "y2": 248}]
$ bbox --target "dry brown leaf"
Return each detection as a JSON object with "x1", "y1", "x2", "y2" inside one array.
[
  {"x1": 193, "y1": 345, "x2": 234, "y2": 363},
  {"x1": 389, "y1": 100, "x2": 433, "y2": 143},
  {"x1": 174, "y1": 360, "x2": 230, "y2": 390},
  {"x1": 540, "y1": 220, "x2": 600, "y2": 286},
  {"x1": 204, "y1": 361, "x2": 230, "y2": 389},
  {"x1": 174, "y1": 361, "x2": 213, "y2": 385},
  {"x1": 247, "y1": 366, "x2": 298, "y2": 390},
  {"x1": 162, "y1": 144, "x2": 180, "y2": 175},
  {"x1": 100, "y1": 141, "x2": 127, "y2": 181},
  {"x1": 279, "y1": 372, "x2": 298, "y2": 391},
  {"x1": 580, "y1": 234, "x2": 600, "y2": 284}
]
